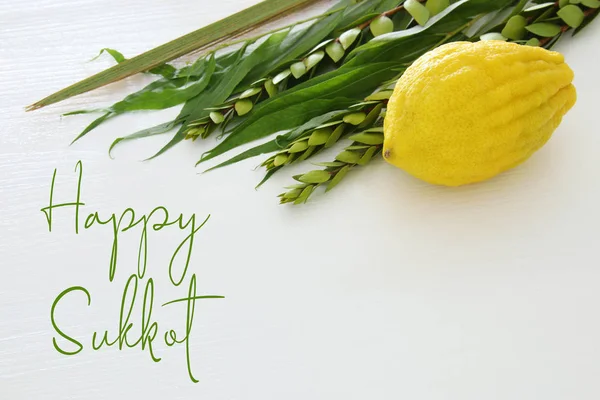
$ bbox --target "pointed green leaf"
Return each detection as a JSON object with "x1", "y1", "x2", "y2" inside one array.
[
  {"x1": 295, "y1": 145, "x2": 317, "y2": 162},
  {"x1": 348, "y1": 132, "x2": 384, "y2": 145},
  {"x1": 358, "y1": 102, "x2": 384, "y2": 128},
  {"x1": 343, "y1": 112, "x2": 367, "y2": 125},
  {"x1": 298, "y1": 170, "x2": 331, "y2": 184},
  {"x1": 480, "y1": 32, "x2": 507, "y2": 41},
  {"x1": 335, "y1": 150, "x2": 361, "y2": 164},
  {"x1": 235, "y1": 99, "x2": 254, "y2": 116},
  {"x1": 315, "y1": 162, "x2": 345, "y2": 167},
  {"x1": 365, "y1": 90, "x2": 393, "y2": 101},
  {"x1": 326, "y1": 41, "x2": 345, "y2": 62},
  {"x1": 272, "y1": 69, "x2": 292, "y2": 85},
  {"x1": 239, "y1": 87, "x2": 262, "y2": 99},
  {"x1": 526, "y1": 22, "x2": 562, "y2": 37},
  {"x1": 209, "y1": 111, "x2": 225, "y2": 124},
  {"x1": 339, "y1": 28, "x2": 361, "y2": 49},
  {"x1": 581, "y1": 0, "x2": 600, "y2": 8},
  {"x1": 304, "y1": 51, "x2": 325, "y2": 70},
  {"x1": 404, "y1": 0, "x2": 431, "y2": 26},
  {"x1": 274, "y1": 153, "x2": 289, "y2": 166},
  {"x1": 325, "y1": 124, "x2": 345, "y2": 148},
  {"x1": 357, "y1": 145, "x2": 379, "y2": 165},
  {"x1": 108, "y1": 119, "x2": 179, "y2": 157},
  {"x1": 264, "y1": 79, "x2": 278, "y2": 97},
  {"x1": 557, "y1": 5, "x2": 585, "y2": 28},
  {"x1": 426, "y1": 0, "x2": 450, "y2": 16},
  {"x1": 501, "y1": 15, "x2": 527, "y2": 40},
  {"x1": 308, "y1": 128, "x2": 332, "y2": 146},
  {"x1": 289, "y1": 140, "x2": 309, "y2": 153},
  {"x1": 326, "y1": 165, "x2": 350, "y2": 192},
  {"x1": 90, "y1": 48, "x2": 126, "y2": 63},
  {"x1": 345, "y1": 145, "x2": 371, "y2": 150},
  {"x1": 282, "y1": 188, "x2": 303, "y2": 199},
  {"x1": 290, "y1": 61, "x2": 307, "y2": 78},
  {"x1": 293, "y1": 185, "x2": 315, "y2": 204},
  {"x1": 524, "y1": 2, "x2": 555, "y2": 12},
  {"x1": 370, "y1": 15, "x2": 394, "y2": 36}
]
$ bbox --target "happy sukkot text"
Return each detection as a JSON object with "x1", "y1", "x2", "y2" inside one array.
[{"x1": 41, "y1": 161, "x2": 222, "y2": 383}]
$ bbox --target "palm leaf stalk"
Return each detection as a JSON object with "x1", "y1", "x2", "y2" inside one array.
[{"x1": 276, "y1": 0, "x2": 600, "y2": 204}]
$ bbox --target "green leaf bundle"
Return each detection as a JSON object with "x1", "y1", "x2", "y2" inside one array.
[{"x1": 28, "y1": 0, "x2": 599, "y2": 205}]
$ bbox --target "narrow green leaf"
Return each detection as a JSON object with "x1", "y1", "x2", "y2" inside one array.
[
  {"x1": 293, "y1": 185, "x2": 315, "y2": 204},
  {"x1": 345, "y1": 145, "x2": 371, "y2": 150},
  {"x1": 480, "y1": 32, "x2": 507, "y2": 41},
  {"x1": 304, "y1": 51, "x2": 325, "y2": 70},
  {"x1": 273, "y1": 69, "x2": 292, "y2": 84},
  {"x1": 210, "y1": 111, "x2": 225, "y2": 124},
  {"x1": 295, "y1": 145, "x2": 317, "y2": 161},
  {"x1": 425, "y1": 0, "x2": 450, "y2": 16},
  {"x1": 326, "y1": 41, "x2": 345, "y2": 62},
  {"x1": 557, "y1": 5, "x2": 585, "y2": 28},
  {"x1": 326, "y1": 165, "x2": 350, "y2": 192},
  {"x1": 356, "y1": 145, "x2": 379, "y2": 165},
  {"x1": 90, "y1": 48, "x2": 126, "y2": 63},
  {"x1": 71, "y1": 112, "x2": 113, "y2": 144},
  {"x1": 358, "y1": 102, "x2": 384, "y2": 128},
  {"x1": 274, "y1": 153, "x2": 289, "y2": 166},
  {"x1": 581, "y1": 0, "x2": 600, "y2": 8},
  {"x1": 365, "y1": 90, "x2": 393, "y2": 101},
  {"x1": 110, "y1": 54, "x2": 216, "y2": 113},
  {"x1": 574, "y1": 7, "x2": 599, "y2": 35},
  {"x1": 315, "y1": 161, "x2": 345, "y2": 167},
  {"x1": 339, "y1": 28, "x2": 361, "y2": 49},
  {"x1": 291, "y1": 61, "x2": 308, "y2": 78},
  {"x1": 108, "y1": 119, "x2": 180, "y2": 157},
  {"x1": 235, "y1": 99, "x2": 254, "y2": 116},
  {"x1": 426, "y1": 0, "x2": 450, "y2": 16},
  {"x1": 501, "y1": 15, "x2": 527, "y2": 40},
  {"x1": 523, "y1": 2, "x2": 555, "y2": 12},
  {"x1": 239, "y1": 87, "x2": 262, "y2": 98},
  {"x1": 525, "y1": 22, "x2": 562, "y2": 36},
  {"x1": 370, "y1": 15, "x2": 395, "y2": 36},
  {"x1": 282, "y1": 188, "x2": 303, "y2": 199},
  {"x1": 335, "y1": 150, "x2": 361, "y2": 164},
  {"x1": 405, "y1": 0, "x2": 431, "y2": 26},
  {"x1": 264, "y1": 79, "x2": 278, "y2": 97},
  {"x1": 257, "y1": 168, "x2": 280, "y2": 189},
  {"x1": 308, "y1": 128, "x2": 332, "y2": 146},
  {"x1": 325, "y1": 124, "x2": 345, "y2": 148},
  {"x1": 348, "y1": 132, "x2": 384, "y2": 145},
  {"x1": 289, "y1": 140, "x2": 309, "y2": 153},
  {"x1": 298, "y1": 170, "x2": 331, "y2": 183}
]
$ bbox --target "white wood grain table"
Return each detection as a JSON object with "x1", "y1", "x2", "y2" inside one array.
[{"x1": 1, "y1": 1, "x2": 599, "y2": 399}]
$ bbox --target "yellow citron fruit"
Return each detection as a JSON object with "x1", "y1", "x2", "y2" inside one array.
[{"x1": 383, "y1": 40, "x2": 577, "y2": 186}]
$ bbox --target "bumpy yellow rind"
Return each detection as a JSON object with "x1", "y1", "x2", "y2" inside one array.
[{"x1": 383, "y1": 40, "x2": 577, "y2": 186}]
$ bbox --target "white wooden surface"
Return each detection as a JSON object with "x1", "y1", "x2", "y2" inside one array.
[{"x1": 1, "y1": 1, "x2": 600, "y2": 399}]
